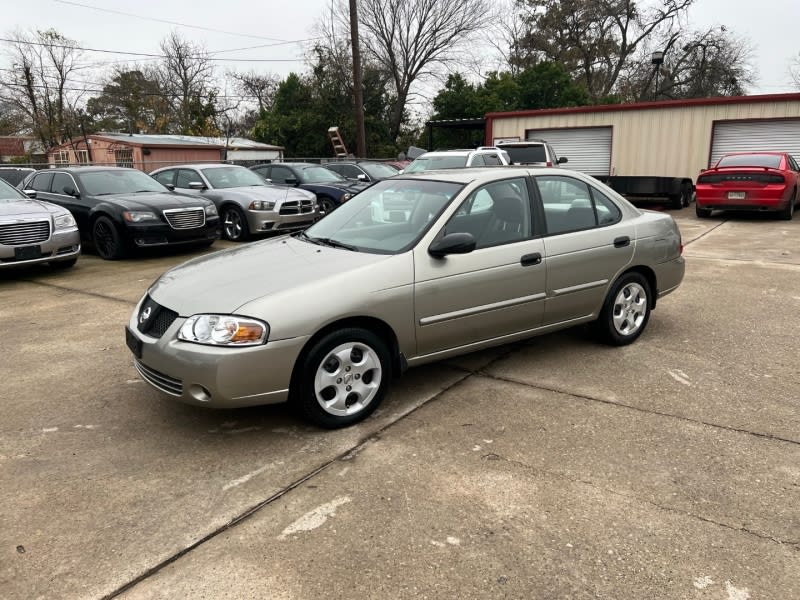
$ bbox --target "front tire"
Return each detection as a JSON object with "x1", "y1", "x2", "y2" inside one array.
[
  {"x1": 222, "y1": 205, "x2": 250, "y2": 241},
  {"x1": 294, "y1": 328, "x2": 391, "y2": 429},
  {"x1": 318, "y1": 197, "x2": 336, "y2": 216},
  {"x1": 696, "y1": 204, "x2": 712, "y2": 218},
  {"x1": 594, "y1": 272, "x2": 651, "y2": 346},
  {"x1": 92, "y1": 216, "x2": 126, "y2": 260}
]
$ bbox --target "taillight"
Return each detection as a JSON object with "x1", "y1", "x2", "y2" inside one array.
[{"x1": 546, "y1": 161, "x2": 553, "y2": 167}]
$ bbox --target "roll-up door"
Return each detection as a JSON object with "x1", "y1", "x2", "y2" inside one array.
[
  {"x1": 710, "y1": 119, "x2": 800, "y2": 167},
  {"x1": 527, "y1": 127, "x2": 612, "y2": 177}
]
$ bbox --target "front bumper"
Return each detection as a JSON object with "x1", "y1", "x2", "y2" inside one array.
[
  {"x1": 0, "y1": 227, "x2": 81, "y2": 269},
  {"x1": 246, "y1": 208, "x2": 318, "y2": 234},
  {"x1": 126, "y1": 302, "x2": 309, "y2": 408},
  {"x1": 126, "y1": 218, "x2": 220, "y2": 247}
]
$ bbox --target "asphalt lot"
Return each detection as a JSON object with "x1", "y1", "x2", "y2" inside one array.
[{"x1": 1, "y1": 210, "x2": 798, "y2": 599}]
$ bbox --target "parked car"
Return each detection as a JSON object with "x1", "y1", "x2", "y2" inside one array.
[
  {"x1": 0, "y1": 167, "x2": 35, "y2": 188},
  {"x1": 126, "y1": 167, "x2": 684, "y2": 429},
  {"x1": 495, "y1": 139, "x2": 567, "y2": 167},
  {"x1": 150, "y1": 164, "x2": 317, "y2": 242},
  {"x1": 695, "y1": 152, "x2": 800, "y2": 220},
  {"x1": 250, "y1": 162, "x2": 371, "y2": 215},
  {"x1": 324, "y1": 160, "x2": 399, "y2": 183},
  {"x1": 0, "y1": 177, "x2": 80, "y2": 269},
  {"x1": 19, "y1": 167, "x2": 220, "y2": 260},
  {"x1": 402, "y1": 148, "x2": 510, "y2": 173}
]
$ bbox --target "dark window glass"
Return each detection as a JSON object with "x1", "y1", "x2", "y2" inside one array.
[
  {"x1": 175, "y1": 169, "x2": 199, "y2": 189},
  {"x1": 536, "y1": 175, "x2": 597, "y2": 234},
  {"x1": 153, "y1": 170, "x2": 176, "y2": 186},
  {"x1": 445, "y1": 177, "x2": 531, "y2": 249},
  {"x1": 360, "y1": 163, "x2": 398, "y2": 179},
  {"x1": 269, "y1": 166, "x2": 292, "y2": 184},
  {"x1": 502, "y1": 144, "x2": 547, "y2": 164},
  {"x1": 32, "y1": 172, "x2": 54, "y2": 192},
  {"x1": 51, "y1": 173, "x2": 76, "y2": 195},
  {"x1": 342, "y1": 165, "x2": 363, "y2": 179},
  {"x1": 717, "y1": 154, "x2": 782, "y2": 169},
  {"x1": 469, "y1": 154, "x2": 486, "y2": 167},
  {"x1": 483, "y1": 154, "x2": 502, "y2": 166}
]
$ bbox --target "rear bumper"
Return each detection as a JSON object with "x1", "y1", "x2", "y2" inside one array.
[{"x1": 696, "y1": 187, "x2": 790, "y2": 212}]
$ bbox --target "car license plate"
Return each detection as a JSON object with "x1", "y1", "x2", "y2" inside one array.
[
  {"x1": 14, "y1": 245, "x2": 42, "y2": 260},
  {"x1": 728, "y1": 191, "x2": 746, "y2": 200},
  {"x1": 125, "y1": 326, "x2": 143, "y2": 359}
]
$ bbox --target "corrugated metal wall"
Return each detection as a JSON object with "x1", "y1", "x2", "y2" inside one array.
[
  {"x1": 709, "y1": 120, "x2": 800, "y2": 167},
  {"x1": 489, "y1": 100, "x2": 800, "y2": 179}
]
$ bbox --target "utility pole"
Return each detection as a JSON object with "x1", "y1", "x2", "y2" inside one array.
[{"x1": 349, "y1": 0, "x2": 366, "y2": 158}]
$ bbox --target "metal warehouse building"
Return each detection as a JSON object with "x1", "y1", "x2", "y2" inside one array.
[{"x1": 485, "y1": 93, "x2": 800, "y2": 182}]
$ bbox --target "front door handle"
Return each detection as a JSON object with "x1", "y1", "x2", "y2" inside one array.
[
  {"x1": 520, "y1": 252, "x2": 542, "y2": 266},
  {"x1": 614, "y1": 236, "x2": 630, "y2": 248}
]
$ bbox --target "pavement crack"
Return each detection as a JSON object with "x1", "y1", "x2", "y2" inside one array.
[
  {"x1": 475, "y1": 371, "x2": 800, "y2": 447},
  {"x1": 19, "y1": 278, "x2": 136, "y2": 306},
  {"x1": 487, "y1": 452, "x2": 797, "y2": 550},
  {"x1": 683, "y1": 219, "x2": 728, "y2": 245}
]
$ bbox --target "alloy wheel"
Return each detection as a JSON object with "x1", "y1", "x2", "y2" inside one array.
[
  {"x1": 611, "y1": 282, "x2": 647, "y2": 336},
  {"x1": 313, "y1": 342, "x2": 382, "y2": 417}
]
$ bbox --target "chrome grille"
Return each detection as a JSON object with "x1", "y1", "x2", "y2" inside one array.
[
  {"x1": 134, "y1": 359, "x2": 183, "y2": 396},
  {"x1": 163, "y1": 208, "x2": 205, "y2": 230},
  {"x1": 0, "y1": 220, "x2": 50, "y2": 245},
  {"x1": 280, "y1": 199, "x2": 315, "y2": 215}
]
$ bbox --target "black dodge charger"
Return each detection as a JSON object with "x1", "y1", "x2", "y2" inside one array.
[{"x1": 20, "y1": 167, "x2": 220, "y2": 259}]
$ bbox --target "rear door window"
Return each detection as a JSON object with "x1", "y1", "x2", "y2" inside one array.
[{"x1": 51, "y1": 172, "x2": 77, "y2": 195}]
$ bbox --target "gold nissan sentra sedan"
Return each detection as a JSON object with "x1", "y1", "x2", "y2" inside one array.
[{"x1": 126, "y1": 167, "x2": 684, "y2": 428}]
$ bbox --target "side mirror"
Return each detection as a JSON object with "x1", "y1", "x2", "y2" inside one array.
[
  {"x1": 428, "y1": 232, "x2": 476, "y2": 258},
  {"x1": 188, "y1": 181, "x2": 206, "y2": 190},
  {"x1": 63, "y1": 186, "x2": 80, "y2": 198},
  {"x1": 23, "y1": 189, "x2": 37, "y2": 199},
  {"x1": 397, "y1": 169, "x2": 404, "y2": 175},
  {"x1": 165, "y1": 183, "x2": 175, "y2": 191},
  {"x1": 558, "y1": 156, "x2": 568, "y2": 164},
  {"x1": 285, "y1": 177, "x2": 299, "y2": 186},
  {"x1": 357, "y1": 173, "x2": 368, "y2": 182}
]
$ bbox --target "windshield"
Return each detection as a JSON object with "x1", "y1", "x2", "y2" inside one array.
[
  {"x1": 301, "y1": 179, "x2": 463, "y2": 254},
  {"x1": 404, "y1": 156, "x2": 468, "y2": 173},
  {"x1": 0, "y1": 178, "x2": 28, "y2": 203},
  {"x1": 717, "y1": 154, "x2": 782, "y2": 169},
  {"x1": 202, "y1": 166, "x2": 266, "y2": 189},
  {"x1": 301, "y1": 166, "x2": 347, "y2": 183},
  {"x1": 361, "y1": 163, "x2": 399, "y2": 179},
  {"x1": 79, "y1": 169, "x2": 167, "y2": 195},
  {"x1": 0, "y1": 169, "x2": 33, "y2": 187}
]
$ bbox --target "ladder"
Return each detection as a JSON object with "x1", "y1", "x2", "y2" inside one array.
[{"x1": 328, "y1": 126, "x2": 349, "y2": 158}]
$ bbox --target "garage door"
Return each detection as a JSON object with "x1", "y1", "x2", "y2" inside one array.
[
  {"x1": 709, "y1": 119, "x2": 800, "y2": 167},
  {"x1": 526, "y1": 127, "x2": 612, "y2": 177}
]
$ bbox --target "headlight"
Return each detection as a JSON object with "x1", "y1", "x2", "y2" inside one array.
[
  {"x1": 248, "y1": 200, "x2": 275, "y2": 211},
  {"x1": 204, "y1": 204, "x2": 218, "y2": 217},
  {"x1": 178, "y1": 314, "x2": 269, "y2": 346},
  {"x1": 123, "y1": 211, "x2": 158, "y2": 223},
  {"x1": 54, "y1": 213, "x2": 76, "y2": 229},
  {"x1": 341, "y1": 193, "x2": 353, "y2": 202}
]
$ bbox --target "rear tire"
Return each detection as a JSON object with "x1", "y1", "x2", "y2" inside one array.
[
  {"x1": 293, "y1": 327, "x2": 391, "y2": 429},
  {"x1": 92, "y1": 216, "x2": 127, "y2": 260},
  {"x1": 696, "y1": 205, "x2": 712, "y2": 218},
  {"x1": 778, "y1": 190, "x2": 795, "y2": 221},
  {"x1": 594, "y1": 272, "x2": 651, "y2": 346}
]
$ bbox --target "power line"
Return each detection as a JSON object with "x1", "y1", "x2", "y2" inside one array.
[
  {"x1": 53, "y1": 0, "x2": 293, "y2": 43},
  {"x1": 0, "y1": 80, "x2": 272, "y2": 101}
]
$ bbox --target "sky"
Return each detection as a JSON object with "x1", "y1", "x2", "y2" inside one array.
[{"x1": 1, "y1": 0, "x2": 798, "y2": 101}]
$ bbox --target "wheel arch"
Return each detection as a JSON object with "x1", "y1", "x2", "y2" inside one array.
[
  {"x1": 289, "y1": 316, "x2": 403, "y2": 396},
  {"x1": 618, "y1": 265, "x2": 658, "y2": 309}
]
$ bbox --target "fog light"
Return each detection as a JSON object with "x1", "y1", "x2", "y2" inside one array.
[{"x1": 189, "y1": 384, "x2": 212, "y2": 402}]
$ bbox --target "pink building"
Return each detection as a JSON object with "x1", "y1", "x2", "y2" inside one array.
[{"x1": 48, "y1": 133, "x2": 225, "y2": 171}]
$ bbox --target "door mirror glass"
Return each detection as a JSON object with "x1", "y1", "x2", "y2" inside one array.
[
  {"x1": 428, "y1": 232, "x2": 476, "y2": 258},
  {"x1": 558, "y1": 156, "x2": 568, "y2": 164}
]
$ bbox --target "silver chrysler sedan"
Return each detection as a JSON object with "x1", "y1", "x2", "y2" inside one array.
[
  {"x1": 150, "y1": 164, "x2": 318, "y2": 241},
  {"x1": 126, "y1": 168, "x2": 684, "y2": 428},
  {"x1": 0, "y1": 178, "x2": 81, "y2": 269}
]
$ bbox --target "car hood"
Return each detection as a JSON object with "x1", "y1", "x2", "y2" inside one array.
[
  {"x1": 301, "y1": 181, "x2": 369, "y2": 194},
  {"x1": 148, "y1": 235, "x2": 392, "y2": 315},
  {"x1": 0, "y1": 198, "x2": 68, "y2": 220},
  {"x1": 93, "y1": 191, "x2": 212, "y2": 210},
  {"x1": 206, "y1": 186, "x2": 315, "y2": 203}
]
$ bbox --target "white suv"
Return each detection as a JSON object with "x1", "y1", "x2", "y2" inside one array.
[
  {"x1": 403, "y1": 148, "x2": 511, "y2": 173},
  {"x1": 495, "y1": 139, "x2": 567, "y2": 167}
]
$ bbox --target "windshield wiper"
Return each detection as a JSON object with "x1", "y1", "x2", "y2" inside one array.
[
  {"x1": 294, "y1": 230, "x2": 324, "y2": 246},
  {"x1": 315, "y1": 237, "x2": 360, "y2": 252}
]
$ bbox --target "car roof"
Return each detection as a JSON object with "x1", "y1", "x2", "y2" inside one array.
[
  {"x1": 152, "y1": 163, "x2": 244, "y2": 171},
  {"x1": 396, "y1": 166, "x2": 566, "y2": 183},
  {"x1": 721, "y1": 151, "x2": 785, "y2": 156},
  {"x1": 40, "y1": 166, "x2": 140, "y2": 173}
]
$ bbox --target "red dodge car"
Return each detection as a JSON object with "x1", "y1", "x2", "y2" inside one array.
[{"x1": 695, "y1": 152, "x2": 800, "y2": 220}]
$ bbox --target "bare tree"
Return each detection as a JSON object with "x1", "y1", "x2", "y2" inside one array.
[
  {"x1": 158, "y1": 32, "x2": 217, "y2": 135},
  {"x1": 0, "y1": 29, "x2": 84, "y2": 148},
  {"x1": 352, "y1": 0, "x2": 494, "y2": 142},
  {"x1": 514, "y1": 0, "x2": 693, "y2": 101},
  {"x1": 228, "y1": 70, "x2": 281, "y2": 113},
  {"x1": 790, "y1": 53, "x2": 800, "y2": 89}
]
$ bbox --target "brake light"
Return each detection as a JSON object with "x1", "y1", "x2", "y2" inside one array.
[{"x1": 546, "y1": 161, "x2": 553, "y2": 167}]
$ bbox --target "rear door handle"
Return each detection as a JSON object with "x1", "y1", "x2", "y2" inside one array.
[
  {"x1": 614, "y1": 236, "x2": 630, "y2": 248},
  {"x1": 520, "y1": 252, "x2": 542, "y2": 266}
]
